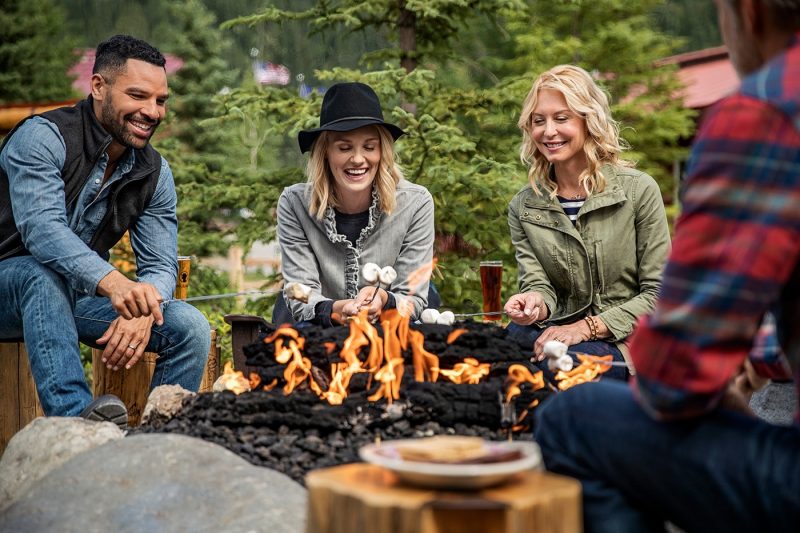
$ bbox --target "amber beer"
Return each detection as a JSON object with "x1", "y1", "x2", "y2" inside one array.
[
  {"x1": 175, "y1": 256, "x2": 191, "y2": 300},
  {"x1": 480, "y1": 260, "x2": 503, "y2": 321}
]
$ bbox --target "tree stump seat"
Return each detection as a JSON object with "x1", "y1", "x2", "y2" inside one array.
[
  {"x1": 0, "y1": 333, "x2": 220, "y2": 455},
  {"x1": 305, "y1": 463, "x2": 582, "y2": 533}
]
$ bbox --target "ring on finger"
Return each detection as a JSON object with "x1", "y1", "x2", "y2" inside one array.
[{"x1": 127, "y1": 344, "x2": 137, "y2": 350}]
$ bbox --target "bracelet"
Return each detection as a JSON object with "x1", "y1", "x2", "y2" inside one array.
[{"x1": 584, "y1": 316, "x2": 598, "y2": 341}]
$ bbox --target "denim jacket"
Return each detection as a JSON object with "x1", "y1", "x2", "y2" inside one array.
[
  {"x1": 508, "y1": 164, "x2": 671, "y2": 342},
  {"x1": 0, "y1": 116, "x2": 178, "y2": 299},
  {"x1": 277, "y1": 179, "x2": 435, "y2": 321}
]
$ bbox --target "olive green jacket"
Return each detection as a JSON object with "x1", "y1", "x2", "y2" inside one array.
[{"x1": 508, "y1": 164, "x2": 671, "y2": 342}]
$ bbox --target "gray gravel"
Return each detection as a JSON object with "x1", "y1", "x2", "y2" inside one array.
[{"x1": 750, "y1": 381, "x2": 797, "y2": 426}]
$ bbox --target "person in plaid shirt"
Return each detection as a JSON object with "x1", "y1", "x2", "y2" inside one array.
[{"x1": 533, "y1": 1, "x2": 800, "y2": 531}]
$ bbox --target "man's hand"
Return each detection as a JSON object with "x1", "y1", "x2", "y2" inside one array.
[
  {"x1": 720, "y1": 359, "x2": 770, "y2": 416},
  {"x1": 97, "y1": 270, "x2": 164, "y2": 325},
  {"x1": 504, "y1": 291, "x2": 549, "y2": 326},
  {"x1": 96, "y1": 315, "x2": 154, "y2": 371}
]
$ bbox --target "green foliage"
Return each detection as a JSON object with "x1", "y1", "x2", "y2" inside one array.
[
  {"x1": 224, "y1": 0, "x2": 526, "y2": 70},
  {"x1": 651, "y1": 0, "x2": 721, "y2": 53},
  {"x1": 0, "y1": 0, "x2": 78, "y2": 104},
  {"x1": 220, "y1": 0, "x2": 695, "y2": 311},
  {"x1": 499, "y1": 0, "x2": 696, "y2": 197},
  {"x1": 150, "y1": 0, "x2": 253, "y2": 257}
]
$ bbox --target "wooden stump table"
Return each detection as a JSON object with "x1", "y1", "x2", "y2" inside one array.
[{"x1": 305, "y1": 463, "x2": 582, "y2": 533}]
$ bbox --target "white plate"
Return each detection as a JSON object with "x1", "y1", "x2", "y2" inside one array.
[{"x1": 359, "y1": 438, "x2": 542, "y2": 490}]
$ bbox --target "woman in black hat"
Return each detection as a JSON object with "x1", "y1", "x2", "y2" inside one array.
[{"x1": 275, "y1": 82, "x2": 435, "y2": 326}]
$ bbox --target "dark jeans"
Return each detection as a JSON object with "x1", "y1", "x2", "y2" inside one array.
[
  {"x1": 0, "y1": 256, "x2": 210, "y2": 416},
  {"x1": 535, "y1": 381, "x2": 800, "y2": 533},
  {"x1": 505, "y1": 322, "x2": 628, "y2": 381},
  {"x1": 272, "y1": 282, "x2": 442, "y2": 326}
]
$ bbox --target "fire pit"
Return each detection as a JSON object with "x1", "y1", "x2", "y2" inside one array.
[{"x1": 137, "y1": 310, "x2": 610, "y2": 485}]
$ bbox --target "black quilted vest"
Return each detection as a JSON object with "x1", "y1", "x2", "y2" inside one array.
[{"x1": 0, "y1": 97, "x2": 161, "y2": 261}]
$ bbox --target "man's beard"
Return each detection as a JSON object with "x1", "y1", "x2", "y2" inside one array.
[{"x1": 100, "y1": 96, "x2": 160, "y2": 149}]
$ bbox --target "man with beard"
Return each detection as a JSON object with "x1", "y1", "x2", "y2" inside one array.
[
  {"x1": 0, "y1": 35, "x2": 210, "y2": 428},
  {"x1": 533, "y1": 1, "x2": 800, "y2": 531}
]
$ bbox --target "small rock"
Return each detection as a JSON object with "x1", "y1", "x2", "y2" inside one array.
[{"x1": 141, "y1": 384, "x2": 195, "y2": 425}]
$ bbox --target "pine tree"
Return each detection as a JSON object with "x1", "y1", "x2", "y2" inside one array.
[
  {"x1": 218, "y1": 0, "x2": 695, "y2": 310},
  {"x1": 151, "y1": 0, "x2": 253, "y2": 257},
  {"x1": 0, "y1": 0, "x2": 78, "y2": 104}
]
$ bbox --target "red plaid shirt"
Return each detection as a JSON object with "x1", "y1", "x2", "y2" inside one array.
[{"x1": 630, "y1": 33, "x2": 800, "y2": 421}]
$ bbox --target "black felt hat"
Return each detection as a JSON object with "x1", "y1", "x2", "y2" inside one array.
[{"x1": 298, "y1": 82, "x2": 405, "y2": 153}]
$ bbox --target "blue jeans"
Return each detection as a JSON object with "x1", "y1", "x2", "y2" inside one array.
[
  {"x1": 506, "y1": 322, "x2": 628, "y2": 381},
  {"x1": 534, "y1": 381, "x2": 800, "y2": 533},
  {"x1": 0, "y1": 256, "x2": 211, "y2": 417}
]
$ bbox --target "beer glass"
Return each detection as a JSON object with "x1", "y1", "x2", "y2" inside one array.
[{"x1": 479, "y1": 260, "x2": 503, "y2": 321}]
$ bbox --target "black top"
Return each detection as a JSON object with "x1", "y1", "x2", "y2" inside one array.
[{"x1": 334, "y1": 208, "x2": 370, "y2": 246}]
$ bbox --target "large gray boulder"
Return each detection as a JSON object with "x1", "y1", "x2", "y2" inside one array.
[
  {"x1": 0, "y1": 417, "x2": 124, "y2": 511},
  {"x1": 0, "y1": 433, "x2": 307, "y2": 533}
]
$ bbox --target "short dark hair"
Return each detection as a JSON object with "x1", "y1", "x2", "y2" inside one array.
[
  {"x1": 92, "y1": 34, "x2": 166, "y2": 83},
  {"x1": 727, "y1": 0, "x2": 800, "y2": 32}
]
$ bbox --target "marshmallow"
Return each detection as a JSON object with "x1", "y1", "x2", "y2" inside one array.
[
  {"x1": 421, "y1": 308, "x2": 441, "y2": 324},
  {"x1": 284, "y1": 282, "x2": 312, "y2": 303},
  {"x1": 548, "y1": 354, "x2": 574, "y2": 373},
  {"x1": 542, "y1": 340, "x2": 568, "y2": 359},
  {"x1": 437, "y1": 310, "x2": 455, "y2": 326},
  {"x1": 362, "y1": 263, "x2": 381, "y2": 284},
  {"x1": 379, "y1": 266, "x2": 397, "y2": 285}
]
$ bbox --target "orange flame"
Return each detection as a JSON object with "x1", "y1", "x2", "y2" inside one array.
[
  {"x1": 505, "y1": 364, "x2": 545, "y2": 403},
  {"x1": 447, "y1": 328, "x2": 467, "y2": 344},
  {"x1": 409, "y1": 329, "x2": 440, "y2": 382},
  {"x1": 554, "y1": 354, "x2": 613, "y2": 390},
  {"x1": 213, "y1": 361, "x2": 251, "y2": 395},
  {"x1": 256, "y1": 304, "x2": 547, "y2": 408},
  {"x1": 440, "y1": 357, "x2": 491, "y2": 385}
]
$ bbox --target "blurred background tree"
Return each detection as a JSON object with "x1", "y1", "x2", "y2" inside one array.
[
  {"x1": 0, "y1": 0, "x2": 78, "y2": 104},
  {"x1": 5, "y1": 0, "x2": 713, "y2": 362},
  {"x1": 217, "y1": 0, "x2": 695, "y2": 310}
]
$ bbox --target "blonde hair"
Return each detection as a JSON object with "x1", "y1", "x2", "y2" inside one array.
[
  {"x1": 518, "y1": 64, "x2": 630, "y2": 197},
  {"x1": 306, "y1": 126, "x2": 404, "y2": 219}
]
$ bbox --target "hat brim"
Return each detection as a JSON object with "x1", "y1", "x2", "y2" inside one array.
[{"x1": 298, "y1": 119, "x2": 405, "y2": 153}]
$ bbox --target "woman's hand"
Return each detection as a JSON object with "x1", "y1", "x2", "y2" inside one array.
[
  {"x1": 532, "y1": 322, "x2": 591, "y2": 361},
  {"x1": 335, "y1": 287, "x2": 388, "y2": 322},
  {"x1": 504, "y1": 292, "x2": 549, "y2": 325},
  {"x1": 353, "y1": 286, "x2": 388, "y2": 322}
]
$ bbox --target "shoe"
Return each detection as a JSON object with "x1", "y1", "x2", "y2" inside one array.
[{"x1": 79, "y1": 394, "x2": 128, "y2": 430}]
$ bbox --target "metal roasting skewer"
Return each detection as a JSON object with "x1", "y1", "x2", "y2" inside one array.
[
  {"x1": 546, "y1": 350, "x2": 628, "y2": 368},
  {"x1": 452, "y1": 310, "x2": 506, "y2": 317},
  {"x1": 160, "y1": 289, "x2": 281, "y2": 306}
]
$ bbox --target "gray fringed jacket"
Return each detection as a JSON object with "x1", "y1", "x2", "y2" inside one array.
[{"x1": 277, "y1": 179, "x2": 435, "y2": 322}]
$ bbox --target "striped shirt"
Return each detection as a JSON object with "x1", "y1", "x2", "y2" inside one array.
[
  {"x1": 556, "y1": 196, "x2": 585, "y2": 225},
  {"x1": 629, "y1": 32, "x2": 800, "y2": 422}
]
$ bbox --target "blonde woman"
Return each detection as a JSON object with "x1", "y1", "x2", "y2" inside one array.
[
  {"x1": 276, "y1": 82, "x2": 435, "y2": 326},
  {"x1": 504, "y1": 65, "x2": 671, "y2": 379}
]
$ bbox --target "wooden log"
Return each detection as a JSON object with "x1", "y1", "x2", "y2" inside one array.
[
  {"x1": 92, "y1": 256, "x2": 220, "y2": 426},
  {"x1": 305, "y1": 463, "x2": 581, "y2": 533},
  {"x1": 93, "y1": 329, "x2": 219, "y2": 427},
  {"x1": 0, "y1": 341, "x2": 44, "y2": 455},
  {"x1": 92, "y1": 348, "x2": 157, "y2": 428}
]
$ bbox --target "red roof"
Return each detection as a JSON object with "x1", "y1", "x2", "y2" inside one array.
[
  {"x1": 68, "y1": 49, "x2": 184, "y2": 96},
  {"x1": 659, "y1": 46, "x2": 739, "y2": 110}
]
